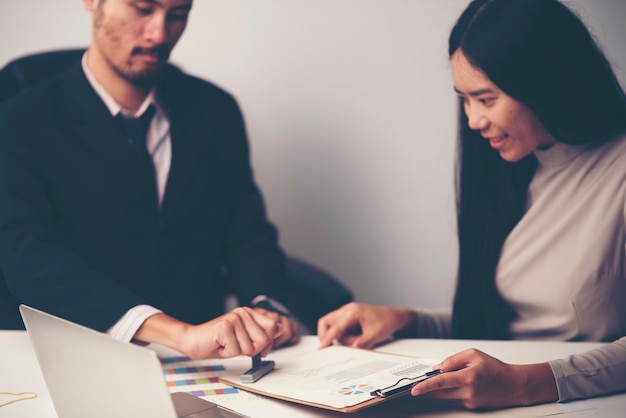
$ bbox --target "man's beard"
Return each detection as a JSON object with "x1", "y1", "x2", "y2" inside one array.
[{"x1": 114, "y1": 45, "x2": 171, "y2": 89}]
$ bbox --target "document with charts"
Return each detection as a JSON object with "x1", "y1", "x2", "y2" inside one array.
[{"x1": 219, "y1": 345, "x2": 441, "y2": 413}]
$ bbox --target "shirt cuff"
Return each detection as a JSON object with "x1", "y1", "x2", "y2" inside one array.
[{"x1": 107, "y1": 305, "x2": 162, "y2": 343}]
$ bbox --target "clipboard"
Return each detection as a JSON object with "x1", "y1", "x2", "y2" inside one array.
[{"x1": 219, "y1": 345, "x2": 442, "y2": 413}]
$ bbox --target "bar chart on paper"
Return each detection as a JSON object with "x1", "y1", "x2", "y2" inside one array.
[
  {"x1": 157, "y1": 354, "x2": 279, "y2": 415},
  {"x1": 160, "y1": 356, "x2": 244, "y2": 397}
]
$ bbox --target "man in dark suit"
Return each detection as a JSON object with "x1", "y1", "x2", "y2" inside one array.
[{"x1": 0, "y1": 0, "x2": 298, "y2": 359}]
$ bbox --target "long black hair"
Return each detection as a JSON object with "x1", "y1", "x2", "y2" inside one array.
[{"x1": 449, "y1": 0, "x2": 626, "y2": 339}]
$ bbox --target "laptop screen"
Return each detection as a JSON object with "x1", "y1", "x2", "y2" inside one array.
[{"x1": 19, "y1": 305, "x2": 247, "y2": 418}]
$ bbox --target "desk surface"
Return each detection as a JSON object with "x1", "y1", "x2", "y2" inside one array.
[{"x1": 1, "y1": 331, "x2": 625, "y2": 418}]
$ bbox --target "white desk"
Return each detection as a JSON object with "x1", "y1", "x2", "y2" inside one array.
[{"x1": 1, "y1": 331, "x2": 625, "y2": 418}]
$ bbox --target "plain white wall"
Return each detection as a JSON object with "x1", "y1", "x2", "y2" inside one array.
[{"x1": 1, "y1": 1, "x2": 625, "y2": 310}]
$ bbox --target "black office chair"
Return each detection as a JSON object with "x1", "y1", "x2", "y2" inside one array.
[
  {"x1": 0, "y1": 49, "x2": 88, "y2": 99},
  {"x1": 0, "y1": 49, "x2": 353, "y2": 333}
]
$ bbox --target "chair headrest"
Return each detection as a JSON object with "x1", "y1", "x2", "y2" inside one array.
[{"x1": 0, "y1": 49, "x2": 85, "y2": 102}]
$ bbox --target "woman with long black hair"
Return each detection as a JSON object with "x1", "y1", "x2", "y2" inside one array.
[{"x1": 318, "y1": 0, "x2": 626, "y2": 409}]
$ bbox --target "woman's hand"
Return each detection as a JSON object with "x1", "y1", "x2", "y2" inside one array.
[
  {"x1": 317, "y1": 302, "x2": 417, "y2": 349},
  {"x1": 412, "y1": 348, "x2": 558, "y2": 410}
]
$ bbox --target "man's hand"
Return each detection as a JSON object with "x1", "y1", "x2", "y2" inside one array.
[
  {"x1": 134, "y1": 307, "x2": 282, "y2": 359},
  {"x1": 317, "y1": 302, "x2": 417, "y2": 349},
  {"x1": 253, "y1": 306, "x2": 300, "y2": 347}
]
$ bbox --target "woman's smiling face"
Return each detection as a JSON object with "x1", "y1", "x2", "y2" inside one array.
[{"x1": 450, "y1": 50, "x2": 555, "y2": 162}]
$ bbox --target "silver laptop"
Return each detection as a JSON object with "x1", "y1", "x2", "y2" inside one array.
[{"x1": 19, "y1": 304, "x2": 248, "y2": 418}]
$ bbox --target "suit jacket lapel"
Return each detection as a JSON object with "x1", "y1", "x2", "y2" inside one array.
[{"x1": 57, "y1": 61, "x2": 139, "y2": 183}]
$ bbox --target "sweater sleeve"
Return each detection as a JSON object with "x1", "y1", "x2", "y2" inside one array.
[
  {"x1": 549, "y1": 147, "x2": 626, "y2": 401},
  {"x1": 549, "y1": 337, "x2": 626, "y2": 401},
  {"x1": 413, "y1": 307, "x2": 453, "y2": 338}
]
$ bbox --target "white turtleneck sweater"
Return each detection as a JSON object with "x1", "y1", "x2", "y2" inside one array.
[{"x1": 415, "y1": 134, "x2": 626, "y2": 401}]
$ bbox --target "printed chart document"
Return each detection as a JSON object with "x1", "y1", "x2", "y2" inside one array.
[{"x1": 219, "y1": 345, "x2": 441, "y2": 413}]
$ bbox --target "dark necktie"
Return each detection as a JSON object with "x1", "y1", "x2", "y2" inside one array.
[
  {"x1": 118, "y1": 105, "x2": 156, "y2": 154},
  {"x1": 117, "y1": 105, "x2": 159, "y2": 204}
]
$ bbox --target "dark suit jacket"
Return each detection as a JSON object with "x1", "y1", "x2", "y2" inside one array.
[{"x1": 0, "y1": 60, "x2": 289, "y2": 330}]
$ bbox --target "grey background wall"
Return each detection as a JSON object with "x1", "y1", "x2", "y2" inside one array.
[{"x1": 1, "y1": 0, "x2": 625, "y2": 311}]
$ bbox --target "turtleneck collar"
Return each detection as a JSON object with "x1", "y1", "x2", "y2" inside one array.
[{"x1": 533, "y1": 141, "x2": 589, "y2": 169}]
